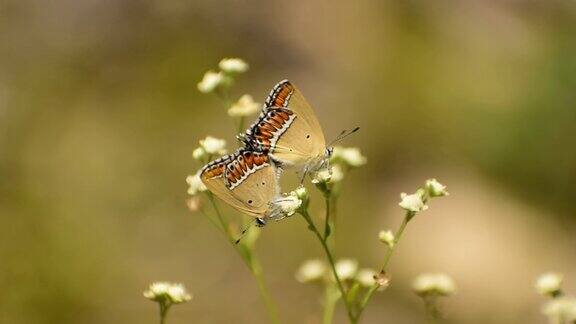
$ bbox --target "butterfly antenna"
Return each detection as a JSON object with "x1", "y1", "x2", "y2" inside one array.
[
  {"x1": 234, "y1": 218, "x2": 266, "y2": 244},
  {"x1": 234, "y1": 221, "x2": 254, "y2": 245},
  {"x1": 328, "y1": 126, "x2": 360, "y2": 146}
]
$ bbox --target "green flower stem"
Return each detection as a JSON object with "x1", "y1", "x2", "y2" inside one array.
[
  {"x1": 300, "y1": 209, "x2": 355, "y2": 322},
  {"x1": 159, "y1": 302, "x2": 170, "y2": 324},
  {"x1": 323, "y1": 284, "x2": 341, "y2": 324},
  {"x1": 423, "y1": 296, "x2": 440, "y2": 324},
  {"x1": 237, "y1": 116, "x2": 245, "y2": 134},
  {"x1": 249, "y1": 255, "x2": 281, "y2": 324},
  {"x1": 205, "y1": 194, "x2": 281, "y2": 324},
  {"x1": 353, "y1": 211, "x2": 413, "y2": 323},
  {"x1": 323, "y1": 196, "x2": 331, "y2": 241}
]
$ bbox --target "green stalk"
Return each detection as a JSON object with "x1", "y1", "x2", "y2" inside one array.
[
  {"x1": 205, "y1": 194, "x2": 281, "y2": 324},
  {"x1": 322, "y1": 284, "x2": 340, "y2": 324},
  {"x1": 159, "y1": 302, "x2": 170, "y2": 324},
  {"x1": 353, "y1": 212, "x2": 413, "y2": 323},
  {"x1": 300, "y1": 209, "x2": 355, "y2": 322}
]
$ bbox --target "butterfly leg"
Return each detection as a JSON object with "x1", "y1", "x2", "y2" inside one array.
[{"x1": 299, "y1": 165, "x2": 310, "y2": 185}]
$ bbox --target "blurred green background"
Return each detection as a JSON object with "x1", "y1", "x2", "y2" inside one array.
[{"x1": 1, "y1": 0, "x2": 576, "y2": 323}]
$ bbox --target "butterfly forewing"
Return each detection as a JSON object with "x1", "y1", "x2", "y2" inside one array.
[
  {"x1": 200, "y1": 149, "x2": 278, "y2": 218},
  {"x1": 246, "y1": 80, "x2": 326, "y2": 167}
]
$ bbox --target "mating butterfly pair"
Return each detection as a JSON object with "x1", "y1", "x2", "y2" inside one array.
[{"x1": 200, "y1": 80, "x2": 331, "y2": 224}]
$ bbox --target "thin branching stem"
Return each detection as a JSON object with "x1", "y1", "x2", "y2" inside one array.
[
  {"x1": 353, "y1": 212, "x2": 412, "y2": 323},
  {"x1": 300, "y1": 209, "x2": 355, "y2": 322},
  {"x1": 205, "y1": 193, "x2": 281, "y2": 324}
]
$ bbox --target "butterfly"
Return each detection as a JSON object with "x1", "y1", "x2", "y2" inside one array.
[
  {"x1": 241, "y1": 80, "x2": 330, "y2": 174},
  {"x1": 200, "y1": 148, "x2": 283, "y2": 225}
]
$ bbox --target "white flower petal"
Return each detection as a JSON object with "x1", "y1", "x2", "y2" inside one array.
[
  {"x1": 197, "y1": 71, "x2": 224, "y2": 93},
  {"x1": 186, "y1": 171, "x2": 207, "y2": 195},
  {"x1": 412, "y1": 273, "x2": 456, "y2": 296},
  {"x1": 295, "y1": 259, "x2": 326, "y2": 283},
  {"x1": 228, "y1": 94, "x2": 260, "y2": 117},
  {"x1": 219, "y1": 58, "x2": 249, "y2": 73},
  {"x1": 199, "y1": 136, "x2": 227, "y2": 155}
]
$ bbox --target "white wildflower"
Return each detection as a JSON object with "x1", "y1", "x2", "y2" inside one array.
[
  {"x1": 399, "y1": 189, "x2": 428, "y2": 213},
  {"x1": 335, "y1": 259, "x2": 358, "y2": 281},
  {"x1": 292, "y1": 186, "x2": 309, "y2": 201},
  {"x1": 356, "y1": 268, "x2": 377, "y2": 287},
  {"x1": 413, "y1": 273, "x2": 456, "y2": 297},
  {"x1": 542, "y1": 297, "x2": 576, "y2": 323},
  {"x1": 274, "y1": 195, "x2": 302, "y2": 217},
  {"x1": 536, "y1": 273, "x2": 564, "y2": 297},
  {"x1": 312, "y1": 168, "x2": 332, "y2": 184},
  {"x1": 219, "y1": 58, "x2": 249, "y2": 74},
  {"x1": 199, "y1": 136, "x2": 227, "y2": 155},
  {"x1": 425, "y1": 179, "x2": 449, "y2": 197},
  {"x1": 331, "y1": 146, "x2": 367, "y2": 167},
  {"x1": 295, "y1": 259, "x2": 327, "y2": 283},
  {"x1": 312, "y1": 165, "x2": 344, "y2": 185},
  {"x1": 197, "y1": 70, "x2": 224, "y2": 93},
  {"x1": 144, "y1": 282, "x2": 192, "y2": 304},
  {"x1": 228, "y1": 94, "x2": 260, "y2": 117},
  {"x1": 186, "y1": 196, "x2": 202, "y2": 212},
  {"x1": 378, "y1": 230, "x2": 395, "y2": 248},
  {"x1": 186, "y1": 172, "x2": 207, "y2": 195},
  {"x1": 192, "y1": 147, "x2": 206, "y2": 161}
]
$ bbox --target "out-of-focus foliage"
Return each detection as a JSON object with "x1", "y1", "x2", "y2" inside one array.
[{"x1": 1, "y1": 1, "x2": 575, "y2": 323}]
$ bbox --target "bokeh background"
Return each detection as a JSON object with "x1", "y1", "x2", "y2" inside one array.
[{"x1": 1, "y1": 0, "x2": 576, "y2": 323}]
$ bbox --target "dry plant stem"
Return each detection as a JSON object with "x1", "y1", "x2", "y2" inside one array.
[
  {"x1": 300, "y1": 209, "x2": 355, "y2": 322},
  {"x1": 205, "y1": 193, "x2": 281, "y2": 324},
  {"x1": 353, "y1": 212, "x2": 413, "y2": 323}
]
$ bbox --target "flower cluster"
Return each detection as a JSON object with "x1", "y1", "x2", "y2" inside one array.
[
  {"x1": 398, "y1": 179, "x2": 448, "y2": 215},
  {"x1": 412, "y1": 273, "x2": 457, "y2": 297},
  {"x1": 311, "y1": 146, "x2": 367, "y2": 196},
  {"x1": 143, "y1": 282, "x2": 192, "y2": 304},
  {"x1": 535, "y1": 272, "x2": 576, "y2": 323},
  {"x1": 197, "y1": 58, "x2": 249, "y2": 94},
  {"x1": 295, "y1": 258, "x2": 383, "y2": 289}
]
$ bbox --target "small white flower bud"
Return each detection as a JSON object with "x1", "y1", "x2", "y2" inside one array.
[
  {"x1": 335, "y1": 259, "x2": 358, "y2": 281},
  {"x1": 144, "y1": 282, "x2": 192, "y2": 304},
  {"x1": 197, "y1": 70, "x2": 224, "y2": 93},
  {"x1": 542, "y1": 297, "x2": 576, "y2": 323},
  {"x1": 292, "y1": 186, "x2": 309, "y2": 201},
  {"x1": 356, "y1": 268, "x2": 377, "y2": 287},
  {"x1": 412, "y1": 273, "x2": 456, "y2": 297},
  {"x1": 227, "y1": 94, "x2": 260, "y2": 117},
  {"x1": 295, "y1": 259, "x2": 327, "y2": 283},
  {"x1": 192, "y1": 147, "x2": 206, "y2": 161},
  {"x1": 273, "y1": 195, "x2": 302, "y2": 217},
  {"x1": 186, "y1": 196, "x2": 202, "y2": 212},
  {"x1": 378, "y1": 230, "x2": 395, "y2": 248},
  {"x1": 219, "y1": 58, "x2": 249, "y2": 74},
  {"x1": 425, "y1": 179, "x2": 449, "y2": 197},
  {"x1": 399, "y1": 189, "x2": 428, "y2": 213},
  {"x1": 199, "y1": 136, "x2": 227, "y2": 155},
  {"x1": 536, "y1": 273, "x2": 564, "y2": 297},
  {"x1": 186, "y1": 172, "x2": 207, "y2": 196},
  {"x1": 331, "y1": 146, "x2": 367, "y2": 167},
  {"x1": 311, "y1": 165, "x2": 344, "y2": 185}
]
